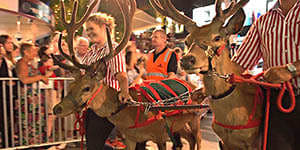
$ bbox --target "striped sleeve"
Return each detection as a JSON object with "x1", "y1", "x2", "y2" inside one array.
[
  {"x1": 109, "y1": 50, "x2": 126, "y2": 76},
  {"x1": 232, "y1": 20, "x2": 263, "y2": 69},
  {"x1": 82, "y1": 47, "x2": 96, "y2": 65}
]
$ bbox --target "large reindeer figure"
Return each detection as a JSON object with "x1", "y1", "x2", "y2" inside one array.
[
  {"x1": 150, "y1": 0, "x2": 264, "y2": 149},
  {"x1": 52, "y1": 0, "x2": 204, "y2": 149}
]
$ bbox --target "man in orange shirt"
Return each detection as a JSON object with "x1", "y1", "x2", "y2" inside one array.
[
  {"x1": 144, "y1": 29, "x2": 178, "y2": 80},
  {"x1": 143, "y1": 29, "x2": 182, "y2": 148}
]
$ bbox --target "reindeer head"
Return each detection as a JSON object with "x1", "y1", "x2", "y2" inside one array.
[
  {"x1": 150, "y1": 0, "x2": 248, "y2": 74},
  {"x1": 53, "y1": 0, "x2": 136, "y2": 117}
]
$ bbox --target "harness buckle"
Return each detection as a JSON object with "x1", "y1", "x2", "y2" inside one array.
[
  {"x1": 144, "y1": 104, "x2": 152, "y2": 114},
  {"x1": 205, "y1": 46, "x2": 216, "y2": 58}
]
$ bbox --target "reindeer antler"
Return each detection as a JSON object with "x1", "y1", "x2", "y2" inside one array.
[
  {"x1": 214, "y1": 0, "x2": 249, "y2": 23},
  {"x1": 57, "y1": 0, "x2": 99, "y2": 70},
  {"x1": 56, "y1": 0, "x2": 135, "y2": 76},
  {"x1": 150, "y1": 0, "x2": 249, "y2": 32},
  {"x1": 149, "y1": 0, "x2": 197, "y2": 32},
  {"x1": 103, "y1": 0, "x2": 136, "y2": 61}
]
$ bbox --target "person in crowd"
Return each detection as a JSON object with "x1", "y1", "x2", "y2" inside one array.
[
  {"x1": 47, "y1": 35, "x2": 70, "y2": 78},
  {"x1": 38, "y1": 46, "x2": 63, "y2": 88},
  {"x1": 144, "y1": 29, "x2": 178, "y2": 80},
  {"x1": 231, "y1": 0, "x2": 300, "y2": 149},
  {"x1": 75, "y1": 37, "x2": 89, "y2": 63},
  {"x1": 126, "y1": 44, "x2": 145, "y2": 86},
  {"x1": 82, "y1": 12, "x2": 131, "y2": 150},
  {"x1": 16, "y1": 43, "x2": 49, "y2": 144},
  {"x1": 143, "y1": 29, "x2": 183, "y2": 148},
  {"x1": 0, "y1": 35, "x2": 18, "y2": 147},
  {"x1": 123, "y1": 44, "x2": 148, "y2": 150},
  {"x1": 38, "y1": 48, "x2": 60, "y2": 138}
]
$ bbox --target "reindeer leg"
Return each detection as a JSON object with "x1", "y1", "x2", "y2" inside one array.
[
  {"x1": 219, "y1": 141, "x2": 232, "y2": 150},
  {"x1": 177, "y1": 123, "x2": 195, "y2": 150},
  {"x1": 191, "y1": 114, "x2": 202, "y2": 150},
  {"x1": 125, "y1": 139, "x2": 136, "y2": 150},
  {"x1": 157, "y1": 142, "x2": 167, "y2": 150}
]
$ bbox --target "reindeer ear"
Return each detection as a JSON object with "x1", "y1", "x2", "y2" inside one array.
[{"x1": 221, "y1": 8, "x2": 246, "y2": 36}]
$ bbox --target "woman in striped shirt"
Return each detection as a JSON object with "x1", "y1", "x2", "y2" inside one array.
[
  {"x1": 232, "y1": 0, "x2": 300, "y2": 149},
  {"x1": 82, "y1": 12, "x2": 131, "y2": 150}
]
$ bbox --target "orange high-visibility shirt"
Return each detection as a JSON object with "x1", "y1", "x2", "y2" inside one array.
[{"x1": 145, "y1": 48, "x2": 173, "y2": 80}]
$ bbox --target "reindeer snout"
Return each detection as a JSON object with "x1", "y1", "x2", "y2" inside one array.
[
  {"x1": 180, "y1": 55, "x2": 196, "y2": 70},
  {"x1": 53, "y1": 105, "x2": 63, "y2": 115}
]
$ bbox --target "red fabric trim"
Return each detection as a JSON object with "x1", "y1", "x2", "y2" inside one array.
[
  {"x1": 138, "y1": 86, "x2": 156, "y2": 103},
  {"x1": 216, "y1": 45, "x2": 226, "y2": 56},
  {"x1": 128, "y1": 79, "x2": 192, "y2": 129},
  {"x1": 152, "y1": 80, "x2": 184, "y2": 105},
  {"x1": 172, "y1": 78, "x2": 193, "y2": 92},
  {"x1": 87, "y1": 84, "x2": 103, "y2": 105},
  {"x1": 142, "y1": 82, "x2": 162, "y2": 103}
]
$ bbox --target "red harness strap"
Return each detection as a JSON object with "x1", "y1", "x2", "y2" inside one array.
[
  {"x1": 74, "y1": 84, "x2": 103, "y2": 150},
  {"x1": 129, "y1": 80, "x2": 190, "y2": 129},
  {"x1": 217, "y1": 72, "x2": 296, "y2": 150},
  {"x1": 228, "y1": 73, "x2": 296, "y2": 113},
  {"x1": 213, "y1": 86, "x2": 263, "y2": 129},
  {"x1": 172, "y1": 78, "x2": 193, "y2": 92},
  {"x1": 152, "y1": 80, "x2": 192, "y2": 105},
  {"x1": 216, "y1": 45, "x2": 226, "y2": 56},
  {"x1": 142, "y1": 81, "x2": 163, "y2": 103}
]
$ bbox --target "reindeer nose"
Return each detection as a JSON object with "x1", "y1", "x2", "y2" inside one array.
[
  {"x1": 53, "y1": 105, "x2": 62, "y2": 115},
  {"x1": 181, "y1": 55, "x2": 196, "y2": 70}
]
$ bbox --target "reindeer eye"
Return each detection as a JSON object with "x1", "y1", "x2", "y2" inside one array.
[
  {"x1": 82, "y1": 87, "x2": 90, "y2": 92},
  {"x1": 214, "y1": 36, "x2": 221, "y2": 42}
]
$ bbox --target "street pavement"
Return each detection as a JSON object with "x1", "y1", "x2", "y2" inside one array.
[
  {"x1": 63, "y1": 113, "x2": 220, "y2": 150},
  {"x1": 145, "y1": 113, "x2": 220, "y2": 150}
]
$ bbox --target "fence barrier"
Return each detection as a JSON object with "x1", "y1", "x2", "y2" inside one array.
[{"x1": 0, "y1": 77, "x2": 82, "y2": 149}]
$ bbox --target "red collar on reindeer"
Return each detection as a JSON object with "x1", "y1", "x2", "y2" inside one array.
[
  {"x1": 216, "y1": 45, "x2": 226, "y2": 56},
  {"x1": 205, "y1": 45, "x2": 226, "y2": 58},
  {"x1": 204, "y1": 44, "x2": 226, "y2": 58}
]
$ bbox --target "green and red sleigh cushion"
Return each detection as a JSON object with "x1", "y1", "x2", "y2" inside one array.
[{"x1": 129, "y1": 78, "x2": 193, "y2": 128}]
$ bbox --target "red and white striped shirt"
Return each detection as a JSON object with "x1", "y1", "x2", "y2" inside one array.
[
  {"x1": 82, "y1": 43, "x2": 126, "y2": 91},
  {"x1": 232, "y1": 1, "x2": 300, "y2": 88}
]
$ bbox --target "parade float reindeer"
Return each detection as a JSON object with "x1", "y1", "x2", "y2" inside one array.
[
  {"x1": 150, "y1": 0, "x2": 264, "y2": 149},
  {"x1": 52, "y1": 0, "x2": 204, "y2": 149}
]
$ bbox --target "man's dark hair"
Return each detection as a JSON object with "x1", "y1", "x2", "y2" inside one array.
[
  {"x1": 20, "y1": 43, "x2": 34, "y2": 56},
  {"x1": 38, "y1": 46, "x2": 50, "y2": 61},
  {"x1": 0, "y1": 35, "x2": 10, "y2": 45}
]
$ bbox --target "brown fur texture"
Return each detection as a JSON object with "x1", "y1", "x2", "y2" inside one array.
[
  {"x1": 181, "y1": 12, "x2": 263, "y2": 150},
  {"x1": 148, "y1": 0, "x2": 263, "y2": 149},
  {"x1": 54, "y1": 78, "x2": 205, "y2": 150}
]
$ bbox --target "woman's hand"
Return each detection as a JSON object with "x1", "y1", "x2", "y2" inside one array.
[
  {"x1": 118, "y1": 91, "x2": 132, "y2": 103},
  {"x1": 264, "y1": 65, "x2": 293, "y2": 83}
]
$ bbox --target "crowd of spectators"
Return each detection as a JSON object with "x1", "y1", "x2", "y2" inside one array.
[{"x1": 0, "y1": 27, "x2": 204, "y2": 149}]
